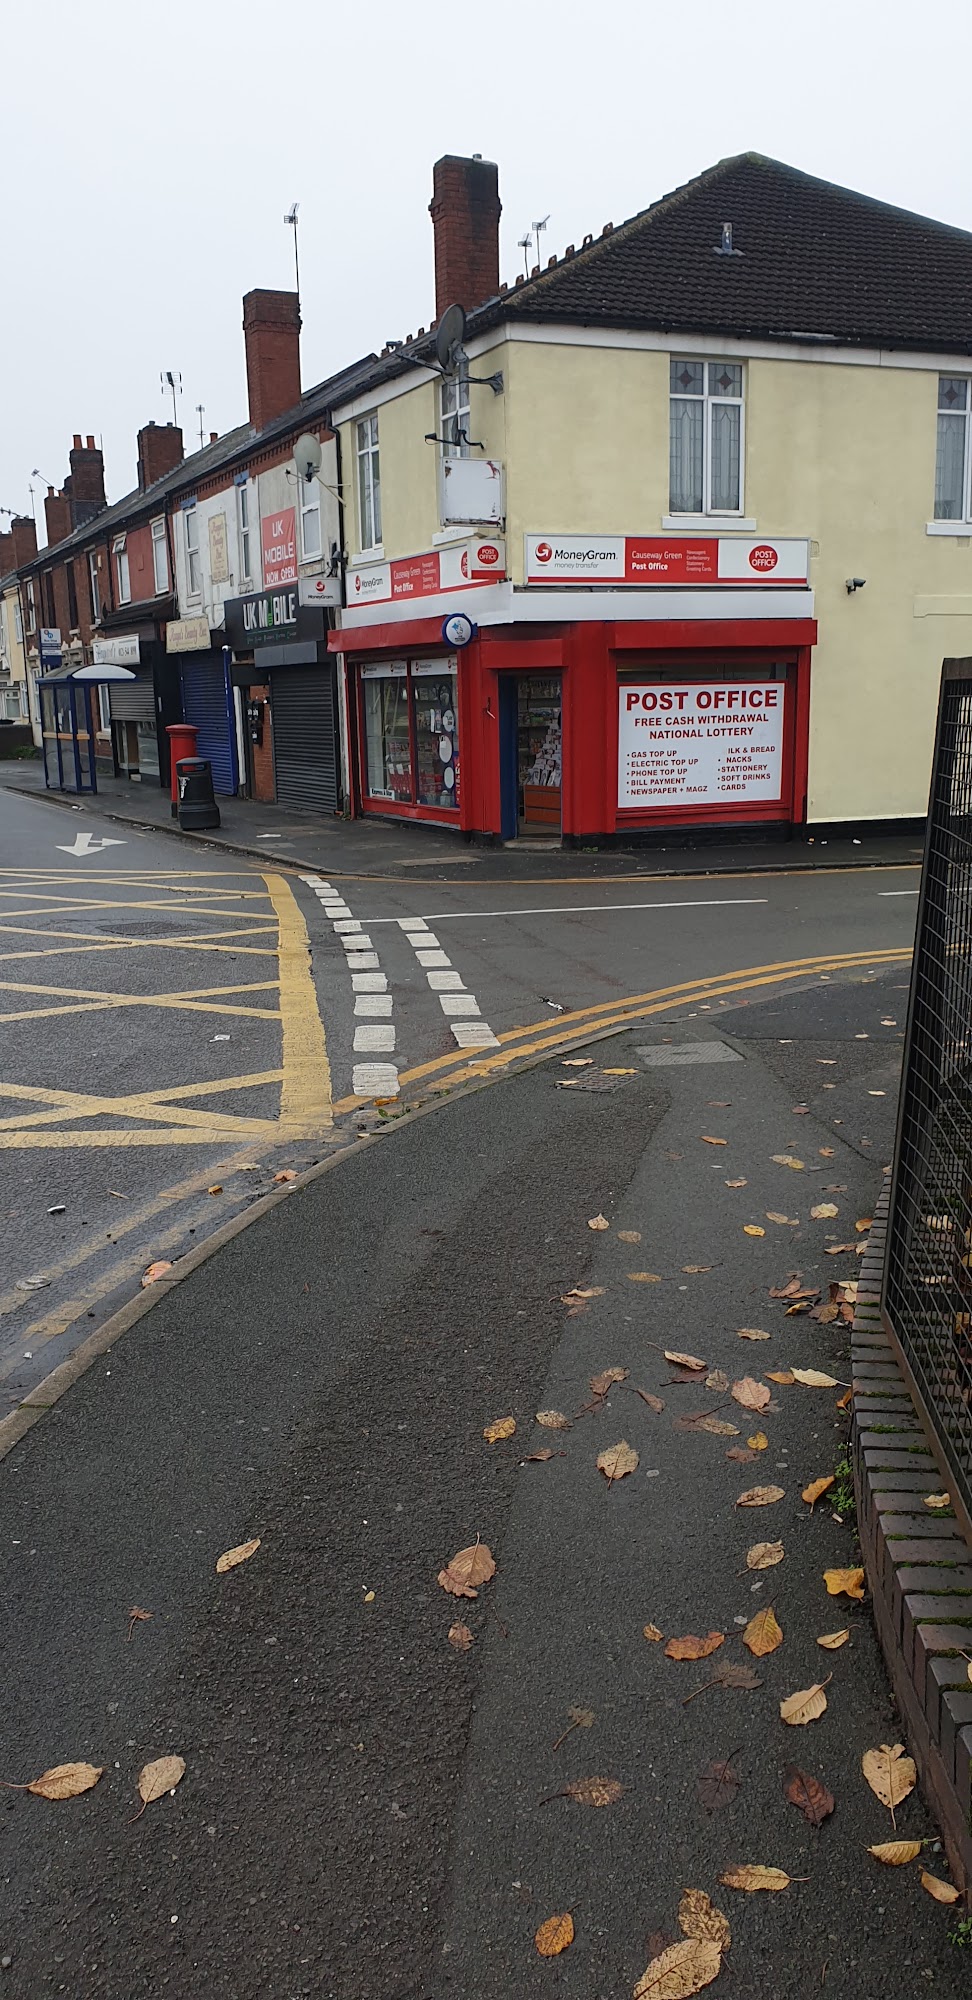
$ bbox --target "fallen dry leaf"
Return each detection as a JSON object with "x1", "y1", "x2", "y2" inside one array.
[
  {"x1": 562, "y1": 1286, "x2": 605, "y2": 1303},
  {"x1": 141, "y1": 1260, "x2": 172, "y2": 1286},
  {"x1": 535, "y1": 1912, "x2": 574, "y2": 1956},
  {"x1": 862, "y1": 1744, "x2": 917, "y2": 1819},
  {"x1": 591, "y1": 1366, "x2": 629, "y2": 1396},
  {"x1": 536, "y1": 1409, "x2": 571, "y2": 1430},
  {"x1": 643, "y1": 1622, "x2": 665, "y2": 1643},
  {"x1": 696, "y1": 1756, "x2": 741, "y2": 1812},
  {"x1": 664, "y1": 1350, "x2": 707, "y2": 1371},
  {"x1": 633, "y1": 1389, "x2": 666, "y2": 1413},
  {"x1": 819, "y1": 1146, "x2": 835, "y2": 1157},
  {"x1": 679, "y1": 1415, "x2": 739, "y2": 1438},
  {"x1": 923, "y1": 1493, "x2": 951, "y2": 1510},
  {"x1": 617, "y1": 1229, "x2": 642, "y2": 1243},
  {"x1": 207, "y1": 1184, "x2": 223, "y2": 1196},
  {"x1": 633, "y1": 1936, "x2": 723, "y2": 1998},
  {"x1": 678, "y1": 1888, "x2": 731, "y2": 1953},
  {"x1": 783, "y1": 1764, "x2": 834, "y2": 1825},
  {"x1": 731, "y1": 1377, "x2": 771, "y2": 1411},
  {"x1": 747, "y1": 1541, "x2": 784, "y2": 1570},
  {"x1": 726, "y1": 1447, "x2": 757, "y2": 1464},
  {"x1": 273, "y1": 1169, "x2": 297, "y2": 1183},
  {"x1": 588, "y1": 1213, "x2": 610, "y2": 1230},
  {"x1": 824, "y1": 1567, "x2": 865, "y2": 1600},
  {"x1": 437, "y1": 1541, "x2": 497, "y2": 1600},
  {"x1": 706, "y1": 1369, "x2": 730, "y2": 1392},
  {"x1": 803, "y1": 1476, "x2": 836, "y2": 1508},
  {"x1": 558, "y1": 1776, "x2": 624, "y2": 1807},
  {"x1": 772, "y1": 1155, "x2": 805, "y2": 1170},
  {"x1": 552, "y1": 1704, "x2": 596, "y2": 1751},
  {"x1": 136, "y1": 1755, "x2": 186, "y2": 1810},
  {"x1": 20, "y1": 1762, "x2": 103, "y2": 1801},
  {"x1": 683, "y1": 1662, "x2": 762, "y2": 1703},
  {"x1": 856, "y1": 1217, "x2": 873, "y2": 1233},
  {"x1": 921, "y1": 1870, "x2": 960, "y2": 1904},
  {"x1": 747, "y1": 1431, "x2": 769, "y2": 1451},
  {"x1": 765, "y1": 1212, "x2": 798, "y2": 1226},
  {"x1": 738, "y1": 1327, "x2": 771, "y2": 1341},
  {"x1": 737, "y1": 1485, "x2": 786, "y2": 1508},
  {"x1": 825, "y1": 1244, "x2": 857, "y2": 1256},
  {"x1": 868, "y1": 1840, "x2": 922, "y2": 1866},
  {"x1": 791, "y1": 1368, "x2": 839, "y2": 1388},
  {"x1": 126, "y1": 1606, "x2": 152, "y2": 1643},
  {"x1": 597, "y1": 1440, "x2": 639, "y2": 1484},
  {"x1": 447, "y1": 1622, "x2": 474, "y2": 1651},
  {"x1": 521, "y1": 1447, "x2": 560, "y2": 1463},
  {"x1": 817, "y1": 1629, "x2": 850, "y2": 1650},
  {"x1": 665, "y1": 1631, "x2": 725, "y2": 1661},
  {"x1": 766, "y1": 1370, "x2": 795, "y2": 1385},
  {"x1": 701, "y1": 1135, "x2": 728, "y2": 1146},
  {"x1": 718, "y1": 1864, "x2": 790, "y2": 1893},
  {"x1": 725, "y1": 1177, "x2": 748, "y2": 1188},
  {"x1": 216, "y1": 1538, "x2": 261, "y2": 1574},
  {"x1": 780, "y1": 1678, "x2": 830, "y2": 1725},
  {"x1": 743, "y1": 1225, "x2": 766, "y2": 1237},
  {"x1": 811, "y1": 1203, "x2": 839, "y2": 1220},
  {"x1": 682, "y1": 1265, "x2": 713, "y2": 1275},
  {"x1": 562, "y1": 1057, "x2": 593, "y2": 1067},
  {"x1": 483, "y1": 1416, "x2": 516, "y2": 1443},
  {"x1": 629, "y1": 1271, "x2": 663, "y2": 1284},
  {"x1": 743, "y1": 1605, "x2": 783, "y2": 1656}
]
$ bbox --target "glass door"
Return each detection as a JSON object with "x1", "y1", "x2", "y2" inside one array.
[{"x1": 517, "y1": 676, "x2": 562, "y2": 836}]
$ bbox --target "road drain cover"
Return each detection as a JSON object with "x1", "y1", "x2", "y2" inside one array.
[{"x1": 635, "y1": 1041, "x2": 743, "y2": 1067}]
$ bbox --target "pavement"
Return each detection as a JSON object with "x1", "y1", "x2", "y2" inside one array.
[{"x1": 0, "y1": 963, "x2": 968, "y2": 1998}]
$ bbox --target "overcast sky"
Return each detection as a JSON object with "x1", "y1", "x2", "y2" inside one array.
[{"x1": 4, "y1": 0, "x2": 971, "y2": 534}]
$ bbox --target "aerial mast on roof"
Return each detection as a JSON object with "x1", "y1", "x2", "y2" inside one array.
[{"x1": 161, "y1": 371, "x2": 182, "y2": 426}]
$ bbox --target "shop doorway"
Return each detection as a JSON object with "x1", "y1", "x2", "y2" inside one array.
[{"x1": 500, "y1": 675, "x2": 562, "y2": 839}]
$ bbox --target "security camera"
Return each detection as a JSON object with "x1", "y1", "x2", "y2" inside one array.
[{"x1": 845, "y1": 576, "x2": 867, "y2": 594}]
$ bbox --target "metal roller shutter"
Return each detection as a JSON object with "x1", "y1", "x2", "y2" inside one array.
[
  {"x1": 270, "y1": 663, "x2": 339, "y2": 812},
  {"x1": 181, "y1": 656, "x2": 236, "y2": 795},
  {"x1": 108, "y1": 675, "x2": 155, "y2": 723}
]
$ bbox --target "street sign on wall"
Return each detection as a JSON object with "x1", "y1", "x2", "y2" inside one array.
[
  {"x1": 526, "y1": 535, "x2": 809, "y2": 585},
  {"x1": 618, "y1": 682, "x2": 786, "y2": 810}
]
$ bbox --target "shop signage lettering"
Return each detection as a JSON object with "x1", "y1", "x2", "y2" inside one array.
[
  {"x1": 92, "y1": 633, "x2": 140, "y2": 666},
  {"x1": 349, "y1": 538, "x2": 507, "y2": 608},
  {"x1": 261, "y1": 508, "x2": 297, "y2": 588},
  {"x1": 241, "y1": 589, "x2": 298, "y2": 639},
  {"x1": 525, "y1": 534, "x2": 808, "y2": 586},
  {"x1": 618, "y1": 682, "x2": 786, "y2": 811}
]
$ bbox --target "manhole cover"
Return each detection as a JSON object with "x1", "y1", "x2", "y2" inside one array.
[
  {"x1": 557, "y1": 1072, "x2": 628, "y2": 1093},
  {"x1": 635, "y1": 1041, "x2": 742, "y2": 1067}
]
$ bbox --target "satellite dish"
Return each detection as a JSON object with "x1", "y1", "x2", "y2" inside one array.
[
  {"x1": 294, "y1": 432, "x2": 323, "y2": 482},
  {"x1": 435, "y1": 303, "x2": 466, "y2": 373}
]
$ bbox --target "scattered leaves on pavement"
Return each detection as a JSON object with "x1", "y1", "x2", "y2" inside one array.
[
  {"x1": 718, "y1": 1864, "x2": 791, "y2": 1893},
  {"x1": 643, "y1": 1623, "x2": 665, "y2": 1643},
  {"x1": 746, "y1": 1541, "x2": 784, "y2": 1570},
  {"x1": 924, "y1": 1492, "x2": 951, "y2": 1510},
  {"x1": 746, "y1": 1432, "x2": 769, "y2": 1451},
  {"x1": 207, "y1": 1185, "x2": 222, "y2": 1196},
  {"x1": 766, "y1": 1370, "x2": 795, "y2": 1385},
  {"x1": 617, "y1": 1229, "x2": 642, "y2": 1243},
  {"x1": 483, "y1": 1416, "x2": 516, "y2": 1443},
  {"x1": 920, "y1": 1870, "x2": 960, "y2": 1904},
  {"x1": 562, "y1": 1286, "x2": 605, "y2": 1304},
  {"x1": 521, "y1": 1448, "x2": 562, "y2": 1463},
  {"x1": 682, "y1": 1265, "x2": 713, "y2": 1275},
  {"x1": 552, "y1": 1705, "x2": 595, "y2": 1751},
  {"x1": 633, "y1": 1389, "x2": 666, "y2": 1413},
  {"x1": 141, "y1": 1261, "x2": 172, "y2": 1286},
  {"x1": 665, "y1": 1631, "x2": 726, "y2": 1661},
  {"x1": 597, "y1": 1440, "x2": 639, "y2": 1484},
  {"x1": 811, "y1": 1203, "x2": 839, "y2": 1220},
  {"x1": 705, "y1": 1369, "x2": 730, "y2": 1392},
  {"x1": 535, "y1": 1912, "x2": 574, "y2": 1956},
  {"x1": 736, "y1": 1485, "x2": 785, "y2": 1507},
  {"x1": 738, "y1": 1327, "x2": 771, "y2": 1341},
  {"x1": 677, "y1": 1415, "x2": 739, "y2": 1438},
  {"x1": 743, "y1": 1225, "x2": 766, "y2": 1237},
  {"x1": 126, "y1": 1606, "x2": 152, "y2": 1643},
  {"x1": 791, "y1": 1368, "x2": 839, "y2": 1388},
  {"x1": 765, "y1": 1212, "x2": 798, "y2": 1226},
  {"x1": 743, "y1": 1606, "x2": 783, "y2": 1656},
  {"x1": 862, "y1": 1744, "x2": 917, "y2": 1822},
  {"x1": 447, "y1": 1623, "x2": 474, "y2": 1651},
  {"x1": 779, "y1": 1678, "x2": 830, "y2": 1725},
  {"x1": 701, "y1": 1136, "x2": 727, "y2": 1146},
  {"x1": 802, "y1": 1476, "x2": 835, "y2": 1508},
  {"x1": 868, "y1": 1840, "x2": 922, "y2": 1866},
  {"x1": 856, "y1": 1216, "x2": 873, "y2": 1233},
  {"x1": 8, "y1": 1763, "x2": 103, "y2": 1801},
  {"x1": 273, "y1": 1170, "x2": 297, "y2": 1184},
  {"x1": 783, "y1": 1764, "x2": 835, "y2": 1825},
  {"x1": 683, "y1": 1663, "x2": 762, "y2": 1704},
  {"x1": 588, "y1": 1213, "x2": 610, "y2": 1230},
  {"x1": 725, "y1": 1178, "x2": 748, "y2": 1188},
  {"x1": 633, "y1": 1937, "x2": 723, "y2": 1998},
  {"x1": 536, "y1": 1410, "x2": 571, "y2": 1430},
  {"x1": 772, "y1": 1155, "x2": 805, "y2": 1170},
  {"x1": 216, "y1": 1538, "x2": 261, "y2": 1574},
  {"x1": 731, "y1": 1377, "x2": 771, "y2": 1411},
  {"x1": 545, "y1": 1776, "x2": 624, "y2": 1807},
  {"x1": 437, "y1": 1541, "x2": 496, "y2": 1600},
  {"x1": 817, "y1": 1629, "x2": 850, "y2": 1650},
  {"x1": 696, "y1": 1756, "x2": 742, "y2": 1812},
  {"x1": 562, "y1": 1057, "x2": 593, "y2": 1067},
  {"x1": 591, "y1": 1366, "x2": 629, "y2": 1396},
  {"x1": 726, "y1": 1447, "x2": 757, "y2": 1463},
  {"x1": 134, "y1": 1755, "x2": 185, "y2": 1818},
  {"x1": 678, "y1": 1888, "x2": 732, "y2": 1952},
  {"x1": 629, "y1": 1271, "x2": 663, "y2": 1283},
  {"x1": 664, "y1": 1350, "x2": 707, "y2": 1371},
  {"x1": 824, "y1": 1567, "x2": 866, "y2": 1599}
]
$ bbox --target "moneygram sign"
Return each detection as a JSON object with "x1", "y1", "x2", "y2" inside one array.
[{"x1": 524, "y1": 534, "x2": 809, "y2": 585}]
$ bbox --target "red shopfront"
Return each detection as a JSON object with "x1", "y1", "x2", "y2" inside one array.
[{"x1": 332, "y1": 610, "x2": 816, "y2": 844}]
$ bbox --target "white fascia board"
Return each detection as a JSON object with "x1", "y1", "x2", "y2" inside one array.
[
  {"x1": 335, "y1": 583, "x2": 813, "y2": 631},
  {"x1": 491, "y1": 319, "x2": 972, "y2": 375}
]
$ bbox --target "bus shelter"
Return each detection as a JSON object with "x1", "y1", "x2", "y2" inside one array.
[{"x1": 36, "y1": 663, "x2": 136, "y2": 794}]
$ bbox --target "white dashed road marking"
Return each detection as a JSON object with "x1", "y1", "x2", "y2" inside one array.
[
  {"x1": 397, "y1": 916, "x2": 499, "y2": 1049},
  {"x1": 301, "y1": 876, "x2": 400, "y2": 1097}
]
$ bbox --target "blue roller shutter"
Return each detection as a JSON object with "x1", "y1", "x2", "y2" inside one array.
[{"x1": 180, "y1": 653, "x2": 237, "y2": 795}]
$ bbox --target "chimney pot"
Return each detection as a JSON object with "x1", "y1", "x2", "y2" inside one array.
[
  {"x1": 429, "y1": 154, "x2": 501, "y2": 317},
  {"x1": 73, "y1": 434, "x2": 82, "y2": 448},
  {"x1": 242, "y1": 289, "x2": 302, "y2": 432},
  {"x1": 210, "y1": 431, "x2": 218, "y2": 443},
  {"x1": 85, "y1": 435, "x2": 95, "y2": 449},
  {"x1": 66, "y1": 439, "x2": 107, "y2": 522}
]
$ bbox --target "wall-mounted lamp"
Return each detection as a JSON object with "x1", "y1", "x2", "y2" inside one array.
[{"x1": 845, "y1": 576, "x2": 867, "y2": 595}]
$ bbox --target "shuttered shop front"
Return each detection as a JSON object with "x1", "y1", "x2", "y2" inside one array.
[
  {"x1": 270, "y1": 660, "x2": 339, "y2": 812},
  {"x1": 180, "y1": 653, "x2": 236, "y2": 795}
]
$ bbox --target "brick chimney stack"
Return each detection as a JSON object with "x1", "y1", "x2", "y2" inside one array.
[
  {"x1": 243, "y1": 290, "x2": 301, "y2": 432},
  {"x1": 65, "y1": 437, "x2": 106, "y2": 527},
  {"x1": 44, "y1": 488, "x2": 73, "y2": 547},
  {"x1": 137, "y1": 422, "x2": 184, "y2": 491},
  {"x1": 0, "y1": 532, "x2": 14, "y2": 575},
  {"x1": 429, "y1": 154, "x2": 501, "y2": 318},
  {"x1": 10, "y1": 517, "x2": 37, "y2": 567}
]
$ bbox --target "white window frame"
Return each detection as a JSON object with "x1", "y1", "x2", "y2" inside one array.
[
  {"x1": 299, "y1": 476, "x2": 322, "y2": 561},
  {"x1": 237, "y1": 480, "x2": 253, "y2": 584},
  {"x1": 98, "y1": 683, "x2": 113, "y2": 733},
  {"x1": 113, "y1": 534, "x2": 131, "y2": 605},
  {"x1": 356, "y1": 414, "x2": 382, "y2": 552},
  {"x1": 88, "y1": 550, "x2": 101, "y2": 624},
  {"x1": 933, "y1": 376, "x2": 972, "y2": 524},
  {"x1": 14, "y1": 600, "x2": 23, "y2": 644},
  {"x1": 669, "y1": 357, "x2": 746, "y2": 517},
  {"x1": 24, "y1": 578, "x2": 35, "y2": 634},
  {"x1": 151, "y1": 516, "x2": 168, "y2": 594},
  {"x1": 184, "y1": 503, "x2": 201, "y2": 597},
  {"x1": 440, "y1": 365, "x2": 471, "y2": 459}
]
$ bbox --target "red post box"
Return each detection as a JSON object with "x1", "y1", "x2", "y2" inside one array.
[{"x1": 166, "y1": 724, "x2": 199, "y2": 815}]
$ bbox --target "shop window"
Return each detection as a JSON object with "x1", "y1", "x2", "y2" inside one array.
[
  {"x1": 935, "y1": 377, "x2": 971, "y2": 521},
  {"x1": 669, "y1": 358, "x2": 744, "y2": 514},
  {"x1": 151, "y1": 516, "x2": 168, "y2": 593},
  {"x1": 356, "y1": 414, "x2": 381, "y2": 551},
  {"x1": 113, "y1": 535, "x2": 130, "y2": 605},
  {"x1": 360, "y1": 659, "x2": 459, "y2": 811}
]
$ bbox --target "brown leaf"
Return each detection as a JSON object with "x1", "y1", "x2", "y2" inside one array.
[
  {"x1": 587, "y1": 1213, "x2": 610, "y2": 1229},
  {"x1": 824, "y1": 1567, "x2": 865, "y2": 1599},
  {"x1": 867, "y1": 1840, "x2": 922, "y2": 1865},
  {"x1": 24, "y1": 1762, "x2": 103, "y2": 1801},
  {"x1": 682, "y1": 1265, "x2": 713, "y2": 1275},
  {"x1": 137, "y1": 1755, "x2": 186, "y2": 1807},
  {"x1": 521, "y1": 1447, "x2": 559, "y2": 1463},
  {"x1": 817, "y1": 1628, "x2": 850, "y2": 1649},
  {"x1": 562, "y1": 1056, "x2": 594, "y2": 1066},
  {"x1": 633, "y1": 1937, "x2": 723, "y2": 1999},
  {"x1": 747, "y1": 1431, "x2": 769, "y2": 1451},
  {"x1": 437, "y1": 1541, "x2": 497, "y2": 1599},
  {"x1": 677, "y1": 1888, "x2": 732, "y2": 1952},
  {"x1": 216, "y1": 1538, "x2": 261, "y2": 1574},
  {"x1": 207, "y1": 1184, "x2": 223, "y2": 1196},
  {"x1": 802, "y1": 1476, "x2": 835, "y2": 1508},
  {"x1": 597, "y1": 1440, "x2": 639, "y2": 1484},
  {"x1": 141, "y1": 1260, "x2": 172, "y2": 1286},
  {"x1": 810, "y1": 1202, "x2": 839, "y2": 1219},
  {"x1": 447, "y1": 1622, "x2": 474, "y2": 1651},
  {"x1": 766, "y1": 1370, "x2": 795, "y2": 1385},
  {"x1": 562, "y1": 1775, "x2": 624, "y2": 1806},
  {"x1": 743, "y1": 1605, "x2": 783, "y2": 1656},
  {"x1": 643, "y1": 1622, "x2": 665, "y2": 1643},
  {"x1": 273, "y1": 1169, "x2": 297, "y2": 1184},
  {"x1": 684, "y1": 1662, "x2": 763, "y2": 1703},
  {"x1": 535, "y1": 1912, "x2": 574, "y2": 1956},
  {"x1": 665, "y1": 1631, "x2": 725, "y2": 1661},
  {"x1": 791, "y1": 1367, "x2": 839, "y2": 1388},
  {"x1": 765, "y1": 1212, "x2": 798, "y2": 1226},
  {"x1": 705, "y1": 1370, "x2": 730, "y2": 1392},
  {"x1": 769, "y1": 1276, "x2": 806, "y2": 1297},
  {"x1": 483, "y1": 1416, "x2": 516, "y2": 1443},
  {"x1": 633, "y1": 1389, "x2": 665, "y2": 1413},
  {"x1": 718, "y1": 1864, "x2": 791, "y2": 1893},
  {"x1": 856, "y1": 1217, "x2": 873, "y2": 1233},
  {"x1": 783, "y1": 1764, "x2": 834, "y2": 1825},
  {"x1": 731, "y1": 1377, "x2": 771, "y2": 1411},
  {"x1": 738, "y1": 1327, "x2": 771, "y2": 1341},
  {"x1": 536, "y1": 1409, "x2": 571, "y2": 1430},
  {"x1": 617, "y1": 1229, "x2": 642, "y2": 1243},
  {"x1": 676, "y1": 1415, "x2": 739, "y2": 1438},
  {"x1": 747, "y1": 1540, "x2": 784, "y2": 1570},
  {"x1": 819, "y1": 1146, "x2": 835, "y2": 1156},
  {"x1": 696, "y1": 1756, "x2": 741, "y2": 1811},
  {"x1": 825, "y1": 1243, "x2": 857, "y2": 1255},
  {"x1": 725, "y1": 1178, "x2": 748, "y2": 1188},
  {"x1": 629, "y1": 1271, "x2": 663, "y2": 1284},
  {"x1": 591, "y1": 1366, "x2": 629, "y2": 1396},
  {"x1": 836, "y1": 1388, "x2": 853, "y2": 1410},
  {"x1": 920, "y1": 1870, "x2": 960, "y2": 1904},
  {"x1": 664, "y1": 1350, "x2": 707, "y2": 1371},
  {"x1": 562, "y1": 1286, "x2": 605, "y2": 1303},
  {"x1": 772, "y1": 1154, "x2": 805, "y2": 1170},
  {"x1": 743, "y1": 1224, "x2": 766, "y2": 1237},
  {"x1": 780, "y1": 1678, "x2": 830, "y2": 1725},
  {"x1": 862, "y1": 1744, "x2": 917, "y2": 1816},
  {"x1": 701, "y1": 1135, "x2": 728, "y2": 1146},
  {"x1": 126, "y1": 1606, "x2": 152, "y2": 1642},
  {"x1": 726, "y1": 1447, "x2": 757, "y2": 1464},
  {"x1": 923, "y1": 1492, "x2": 951, "y2": 1510}
]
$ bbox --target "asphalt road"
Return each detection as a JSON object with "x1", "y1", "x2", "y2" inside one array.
[{"x1": 0, "y1": 958, "x2": 966, "y2": 1997}]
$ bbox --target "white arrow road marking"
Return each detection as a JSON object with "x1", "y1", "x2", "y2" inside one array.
[{"x1": 56, "y1": 832, "x2": 127, "y2": 857}]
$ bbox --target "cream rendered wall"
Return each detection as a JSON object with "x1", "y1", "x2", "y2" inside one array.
[{"x1": 340, "y1": 368, "x2": 508, "y2": 561}]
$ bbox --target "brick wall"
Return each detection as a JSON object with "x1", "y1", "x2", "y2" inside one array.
[{"x1": 245, "y1": 682, "x2": 275, "y2": 800}]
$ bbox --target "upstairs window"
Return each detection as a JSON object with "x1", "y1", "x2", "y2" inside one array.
[
  {"x1": 184, "y1": 504, "x2": 201, "y2": 596},
  {"x1": 669, "y1": 358, "x2": 744, "y2": 515},
  {"x1": 356, "y1": 414, "x2": 381, "y2": 551},
  {"x1": 24, "y1": 577, "x2": 35, "y2": 634},
  {"x1": 237, "y1": 480, "x2": 252, "y2": 583},
  {"x1": 66, "y1": 561, "x2": 78, "y2": 630},
  {"x1": 151, "y1": 516, "x2": 168, "y2": 593},
  {"x1": 113, "y1": 535, "x2": 130, "y2": 605},
  {"x1": 88, "y1": 551, "x2": 101, "y2": 623},
  {"x1": 935, "y1": 377, "x2": 972, "y2": 521},
  {"x1": 440, "y1": 365, "x2": 471, "y2": 458},
  {"x1": 300, "y1": 477, "x2": 322, "y2": 560}
]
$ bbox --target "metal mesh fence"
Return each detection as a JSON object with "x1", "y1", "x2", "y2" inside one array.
[{"x1": 884, "y1": 662, "x2": 972, "y2": 1522}]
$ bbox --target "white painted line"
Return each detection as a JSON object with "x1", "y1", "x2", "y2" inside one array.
[
  {"x1": 351, "y1": 971, "x2": 388, "y2": 993},
  {"x1": 398, "y1": 918, "x2": 430, "y2": 932},
  {"x1": 878, "y1": 889, "x2": 919, "y2": 896},
  {"x1": 341, "y1": 934, "x2": 373, "y2": 951},
  {"x1": 354, "y1": 1024, "x2": 396, "y2": 1053},
  {"x1": 415, "y1": 948, "x2": 451, "y2": 968},
  {"x1": 427, "y1": 969, "x2": 463, "y2": 990},
  {"x1": 354, "y1": 994, "x2": 394, "y2": 1018},
  {"x1": 451, "y1": 1022, "x2": 501, "y2": 1048},
  {"x1": 322, "y1": 903, "x2": 352, "y2": 917},
  {"x1": 299, "y1": 876, "x2": 330, "y2": 887},
  {"x1": 333, "y1": 919, "x2": 364, "y2": 934},
  {"x1": 352, "y1": 1062, "x2": 400, "y2": 1096},
  {"x1": 367, "y1": 896, "x2": 769, "y2": 923},
  {"x1": 438, "y1": 993, "x2": 481, "y2": 1017},
  {"x1": 344, "y1": 951, "x2": 380, "y2": 971}
]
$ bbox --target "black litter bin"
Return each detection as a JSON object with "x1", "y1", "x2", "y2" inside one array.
[{"x1": 176, "y1": 756, "x2": 221, "y2": 830}]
